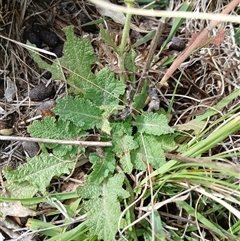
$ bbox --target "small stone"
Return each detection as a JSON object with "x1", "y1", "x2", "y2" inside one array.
[
  {"x1": 169, "y1": 37, "x2": 186, "y2": 51},
  {"x1": 29, "y1": 83, "x2": 55, "y2": 101},
  {"x1": 158, "y1": 36, "x2": 186, "y2": 51},
  {"x1": 0, "y1": 119, "x2": 13, "y2": 135},
  {"x1": 22, "y1": 142, "x2": 40, "y2": 158},
  {"x1": 0, "y1": 128, "x2": 13, "y2": 136},
  {"x1": 157, "y1": 36, "x2": 167, "y2": 49}
]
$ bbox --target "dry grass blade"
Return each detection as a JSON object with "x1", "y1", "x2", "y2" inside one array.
[
  {"x1": 158, "y1": 0, "x2": 240, "y2": 88},
  {"x1": 136, "y1": 20, "x2": 165, "y2": 94},
  {"x1": 88, "y1": 0, "x2": 240, "y2": 23},
  {"x1": 1, "y1": 0, "x2": 240, "y2": 240}
]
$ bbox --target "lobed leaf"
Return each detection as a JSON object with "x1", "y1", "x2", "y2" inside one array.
[
  {"x1": 131, "y1": 134, "x2": 166, "y2": 170},
  {"x1": 3, "y1": 153, "x2": 74, "y2": 195},
  {"x1": 131, "y1": 133, "x2": 177, "y2": 171},
  {"x1": 5, "y1": 181, "x2": 38, "y2": 199},
  {"x1": 85, "y1": 67, "x2": 125, "y2": 106},
  {"x1": 61, "y1": 26, "x2": 96, "y2": 90},
  {"x1": 99, "y1": 24, "x2": 118, "y2": 52},
  {"x1": 88, "y1": 152, "x2": 116, "y2": 184},
  {"x1": 78, "y1": 174, "x2": 129, "y2": 241},
  {"x1": 29, "y1": 26, "x2": 96, "y2": 91},
  {"x1": 54, "y1": 97, "x2": 102, "y2": 130},
  {"x1": 29, "y1": 47, "x2": 64, "y2": 80},
  {"x1": 112, "y1": 134, "x2": 138, "y2": 174},
  {"x1": 111, "y1": 122, "x2": 133, "y2": 136},
  {"x1": 100, "y1": 105, "x2": 124, "y2": 134},
  {"x1": 134, "y1": 112, "x2": 174, "y2": 136},
  {"x1": 28, "y1": 117, "x2": 84, "y2": 157},
  {"x1": 111, "y1": 122, "x2": 138, "y2": 173}
]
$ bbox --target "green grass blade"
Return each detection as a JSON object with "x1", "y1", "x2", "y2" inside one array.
[
  {"x1": 195, "y1": 88, "x2": 240, "y2": 121},
  {"x1": 184, "y1": 116, "x2": 240, "y2": 157},
  {"x1": 234, "y1": 27, "x2": 240, "y2": 44},
  {"x1": 131, "y1": 29, "x2": 156, "y2": 48},
  {"x1": 151, "y1": 211, "x2": 165, "y2": 240},
  {"x1": 177, "y1": 201, "x2": 227, "y2": 238},
  {"x1": 27, "y1": 218, "x2": 62, "y2": 237},
  {"x1": 46, "y1": 222, "x2": 89, "y2": 241}
]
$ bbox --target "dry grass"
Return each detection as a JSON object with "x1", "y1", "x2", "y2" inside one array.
[{"x1": 0, "y1": 0, "x2": 240, "y2": 240}]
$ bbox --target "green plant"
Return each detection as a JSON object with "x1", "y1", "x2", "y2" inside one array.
[
  {"x1": 1, "y1": 1, "x2": 240, "y2": 240},
  {"x1": 2, "y1": 26, "x2": 175, "y2": 240}
]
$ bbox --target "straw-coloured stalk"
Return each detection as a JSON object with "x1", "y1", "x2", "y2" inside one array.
[{"x1": 157, "y1": 0, "x2": 240, "y2": 88}]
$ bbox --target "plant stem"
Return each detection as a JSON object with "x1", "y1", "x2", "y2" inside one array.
[
  {"x1": 119, "y1": 0, "x2": 134, "y2": 55},
  {"x1": 0, "y1": 135, "x2": 112, "y2": 147},
  {"x1": 118, "y1": 0, "x2": 134, "y2": 82},
  {"x1": 136, "y1": 20, "x2": 165, "y2": 94}
]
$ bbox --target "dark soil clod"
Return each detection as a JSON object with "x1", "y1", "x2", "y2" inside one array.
[
  {"x1": 23, "y1": 29, "x2": 42, "y2": 47},
  {"x1": 35, "y1": 25, "x2": 60, "y2": 48}
]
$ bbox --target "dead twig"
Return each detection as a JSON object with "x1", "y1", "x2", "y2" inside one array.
[
  {"x1": 136, "y1": 20, "x2": 165, "y2": 94},
  {"x1": 0, "y1": 135, "x2": 112, "y2": 147}
]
